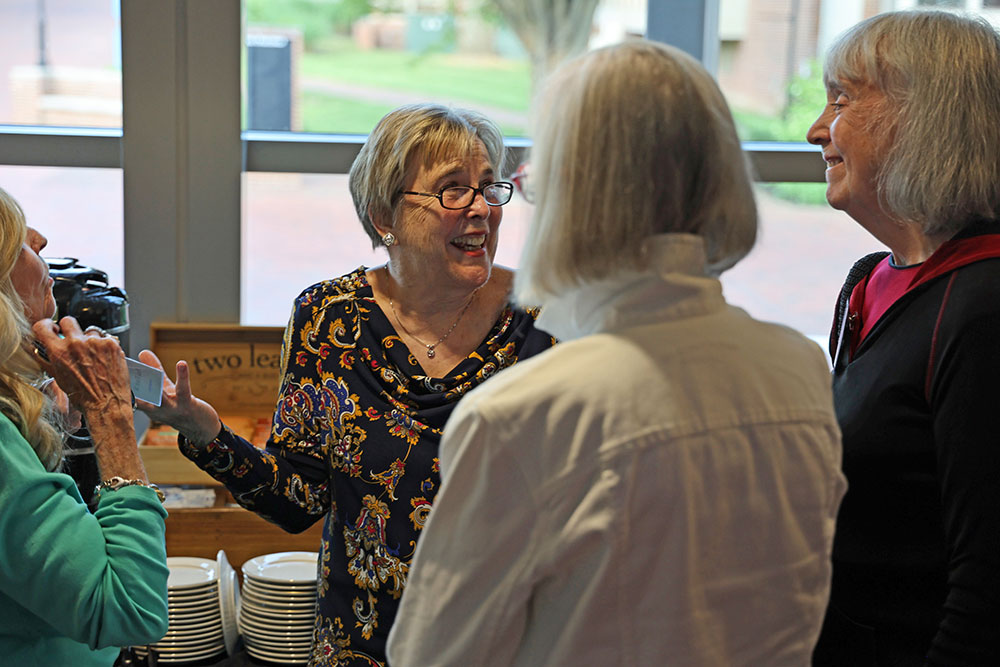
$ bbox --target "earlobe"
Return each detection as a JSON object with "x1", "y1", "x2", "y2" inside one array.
[{"x1": 370, "y1": 209, "x2": 398, "y2": 248}]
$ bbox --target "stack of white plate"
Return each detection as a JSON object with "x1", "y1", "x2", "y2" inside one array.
[
  {"x1": 135, "y1": 552, "x2": 240, "y2": 664},
  {"x1": 239, "y1": 551, "x2": 318, "y2": 665}
]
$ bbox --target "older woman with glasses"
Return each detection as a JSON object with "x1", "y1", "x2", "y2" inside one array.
[{"x1": 138, "y1": 103, "x2": 555, "y2": 666}]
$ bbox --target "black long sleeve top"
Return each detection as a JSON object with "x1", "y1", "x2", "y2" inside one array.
[{"x1": 815, "y1": 222, "x2": 1000, "y2": 666}]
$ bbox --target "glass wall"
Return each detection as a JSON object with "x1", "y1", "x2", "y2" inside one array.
[
  {"x1": 242, "y1": 0, "x2": 646, "y2": 137},
  {"x1": 5, "y1": 1, "x2": 1000, "y2": 348},
  {"x1": 0, "y1": 0, "x2": 121, "y2": 128},
  {"x1": 242, "y1": 170, "x2": 534, "y2": 325},
  {"x1": 0, "y1": 165, "x2": 123, "y2": 284}
]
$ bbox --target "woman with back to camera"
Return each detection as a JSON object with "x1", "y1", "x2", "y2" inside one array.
[
  {"x1": 806, "y1": 10, "x2": 1000, "y2": 665},
  {"x1": 137, "y1": 104, "x2": 555, "y2": 665},
  {"x1": 386, "y1": 39, "x2": 846, "y2": 666},
  {"x1": 0, "y1": 186, "x2": 169, "y2": 665}
]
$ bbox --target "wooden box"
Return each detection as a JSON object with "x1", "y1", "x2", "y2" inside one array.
[
  {"x1": 138, "y1": 323, "x2": 324, "y2": 569},
  {"x1": 139, "y1": 322, "x2": 285, "y2": 485}
]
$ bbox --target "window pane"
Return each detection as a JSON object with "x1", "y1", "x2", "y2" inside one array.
[
  {"x1": 720, "y1": 184, "x2": 882, "y2": 341},
  {"x1": 245, "y1": 176, "x2": 879, "y2": 343},
  {"x1": 0, "y1": 0, "x2": 121, "y2": 128},
  {"x1": 242, "y1": 1, "x2": 645, "y2": 137},
  {"x1": 0, "y1": 165, "x2": 124, "y2": 284},
  {"x1": 720, "y1": 0, "x2": 1000, "y2": 144},
  {"x1": 242, "y1": 171, "x2": 534, "y2": 325}
]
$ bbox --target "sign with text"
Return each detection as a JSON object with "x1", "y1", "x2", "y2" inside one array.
[{"x1": 149, "y1": 323, "x2": 285, "y2": 414}]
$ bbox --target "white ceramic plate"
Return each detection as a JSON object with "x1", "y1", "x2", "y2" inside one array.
[
  {"x1": 242, "y1": 629, "x2": 313, "y2": 645},
  {"x1": 167, "y1": 597, "x2": 219, "y2": 614},
  {"x1": 242, "y1": 583, "x2": 316, "y2": 598},
  {"x1": 245, "y1": 644, "x2": 311, "y2": 664},
  {"x1": 240, "y1": 602, "x2": 315, "y2": 622},
  {"x1": 167, "y1": 606, "x2": 220, "y2": 624},
  {"x1": 136, "y1": 643, "x2": 226, "y2": 662},
  {"x1": 242, "y1": 552, "x2": 318, "y2": 584},
  {"x1": 167, "y1": 589, "x2": 218, "y2": 605},
  {"x1": 240, "y1": 609, "x2": 316, "y2": 628},
  {"x1": 244, "y1": 635, "x2": 313, "y2": 652},
  {"x1": 145, "y1": 639, "x2": 225, "y2": 655},
  {"x1": 242, "y1": 577, "x2": 318, "y2": 593},
  {"x1": 167, "y1": 618, "x2": 219, "y2": 637},
  {"x1": 240, "y1": 620, "x2": 312, "y2": 640},
  {"x1": 240, "y1": 619, "x2": 314, "y2": 638},
  {"x1": 157, "y1": 626, "x2": 225, "y2": 644},
  {"x1": 239, "y1": 613, "x2": 314, "y2": 631},
  {"x1": 216, "y1": 549, "x2": 241, "y2": 656},
  {"x1": 166, "y1": 557, "x2": 219, "y2": 590},
  {"x1": 165, "y1": 614, "x2": 219, "y2": 630},
  {"x1": 241, "y1": 589, "x2": 316, "y2": 609}
]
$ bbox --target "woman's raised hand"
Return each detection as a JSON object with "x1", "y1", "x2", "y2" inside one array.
[
  {"x1": 32, "y1": 317, "x2": 131, "y2": 414},
  {"x1": 136, "y1": 349, "x2": 222, "y2": 447}
]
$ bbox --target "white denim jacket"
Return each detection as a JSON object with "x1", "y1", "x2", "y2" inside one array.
[{"x1": 388, "y1": 234, "x2": 846, "y2": 667}]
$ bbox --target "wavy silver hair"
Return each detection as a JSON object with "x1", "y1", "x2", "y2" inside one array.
[
  {"x1": 516, "y1": 39, "x2": 757, "y2": 304},
  {"x1": 348, "y1": 104, "x2": 506, "y2": 248},
  {"x1": 824, "y1": 10, "x2": 1000, "y2": 236}
]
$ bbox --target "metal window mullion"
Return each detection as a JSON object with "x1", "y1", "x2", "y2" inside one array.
[{"x1": 121, "y1": 0, "x2": 241, "y2": 358}]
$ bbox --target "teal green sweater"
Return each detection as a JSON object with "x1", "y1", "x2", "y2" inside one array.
[{"x1": 0, "y1": 413, "x2": 169, "y2": 666}]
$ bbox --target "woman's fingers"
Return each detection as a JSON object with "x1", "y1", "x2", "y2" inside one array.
[
  {"x1": 30, "y1": 316, "x2": 130, "y2": 412},
  {"x1": 137, "y1": 349, "x2": 165, "y2": 371},
  {"x1": 174, "y1": 361, "x2": 193, "y2": 404}
]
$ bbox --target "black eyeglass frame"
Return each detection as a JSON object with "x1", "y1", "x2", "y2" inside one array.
[{"x1": 400, "y1": 182, "x2": 514, "y2": 210}]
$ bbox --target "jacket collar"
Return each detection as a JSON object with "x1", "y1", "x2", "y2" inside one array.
[{"x1": 535, "y1": 234, "x2": 726, "y2": 342}]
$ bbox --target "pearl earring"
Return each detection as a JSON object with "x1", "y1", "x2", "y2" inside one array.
[{"x1": 381, "y1": 232, "x2": 396, "y2": 247}]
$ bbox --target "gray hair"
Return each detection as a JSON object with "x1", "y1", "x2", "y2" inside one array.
[
  {"x1": 348, "y1": 104, "x2": 506, "y2": 248},
  {"x1": 825, "y1": 10, "x2": 1000, "y2": 236},
  {"x1": 516, "y1": 39, "x2": 757, "y2": 304}
]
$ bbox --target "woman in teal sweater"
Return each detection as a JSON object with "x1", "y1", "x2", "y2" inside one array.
[{"x1": 0, "y1": 187, "x2": 169, "y2": 665}]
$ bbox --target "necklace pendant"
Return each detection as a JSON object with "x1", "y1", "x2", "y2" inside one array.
[{"x1": 426, "y1": 347, "x2": 436, "y2": 358}]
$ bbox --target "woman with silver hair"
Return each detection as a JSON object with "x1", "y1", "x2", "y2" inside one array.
[
  {"x1": 0, "y1": 186, "x2": 168, "y2": 665},
  {"x1": 807, "y1": 10, "x2": 1000, "y2": 665},
  {"x1": 387, "y1": 40, "x2": 845, "y2": 666},
  {"x1": 138, "y1": 104, "x2": 554, "y2": 665}
]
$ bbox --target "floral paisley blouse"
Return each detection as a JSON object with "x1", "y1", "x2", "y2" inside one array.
[{"x1": 179, "y1": 267, "x2": 555, "y2": 666}]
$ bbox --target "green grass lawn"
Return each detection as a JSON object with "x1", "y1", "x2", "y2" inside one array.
[
  {"x1": 299, "y1": 42, "x2": 532, "y2": 112},
  {"x1": 300, "y1": 92, "x2": 399, "y2": 134},
  {"x1": 301, "y1": 91, "x2": 526, "y2": 135}
]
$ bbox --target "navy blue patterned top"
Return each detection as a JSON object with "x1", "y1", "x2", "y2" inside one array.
[{"x1": 180, "y1": 267, "x2": 555, "y2": 666}]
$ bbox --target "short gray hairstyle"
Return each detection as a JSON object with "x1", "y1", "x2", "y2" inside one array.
[
  {"x1": 516, "y1": 39, "x2": 757, "y2": 304},
  {"x1": 824, "y1": 10, "x2": 1000, "y2": 237},
  {"x1": 348, "y1": 104, "x2": 506, "y2": 248}
]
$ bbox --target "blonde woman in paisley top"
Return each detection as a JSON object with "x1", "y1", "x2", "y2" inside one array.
[{"x1": 137, "y1": 104, "x2": 555, "y2": 666}]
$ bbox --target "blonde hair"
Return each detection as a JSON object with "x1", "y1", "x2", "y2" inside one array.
[
  {"x1": 348, "y1": 103, "x2": 507, "y2": 248},
  {"x1": 516, "y1": 39, "x2": 757, "y2": 304},
  {"x1": 0, "y1": 187, "x2": 63, "y2": 471},
  {"x1": 824, "y1": 10, "x2": 1000, "y2": 236}
]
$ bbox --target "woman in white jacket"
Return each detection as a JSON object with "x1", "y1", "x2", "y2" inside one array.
[{"x1": 388, "y1": 39, "x2": 846, "y2": 667}]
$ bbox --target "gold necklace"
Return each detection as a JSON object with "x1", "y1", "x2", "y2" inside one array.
[{"x1": 388, "y1": 286, "x2": 478, "y2": 359}]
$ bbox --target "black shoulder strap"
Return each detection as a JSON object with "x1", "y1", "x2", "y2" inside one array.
[{"x1": 829, "y1": 251, "x2": 890, "y2": 360}]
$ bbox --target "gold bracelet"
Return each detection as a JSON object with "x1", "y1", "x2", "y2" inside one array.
[{"x1": 95, "y1": 476, "x2": 166, "y2": 504}]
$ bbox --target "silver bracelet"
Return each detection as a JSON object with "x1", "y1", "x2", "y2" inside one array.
[{"x1": 95, "y1": 476, "x2": 166, "y2": 504}]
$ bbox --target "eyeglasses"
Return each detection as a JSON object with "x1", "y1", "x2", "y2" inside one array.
[
  {"x1": 400, "y1": 182, "x2": 514, "y2": 210},
  {"x1": 511, "y1": 162, "x2": 534, "y2": 204}
]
